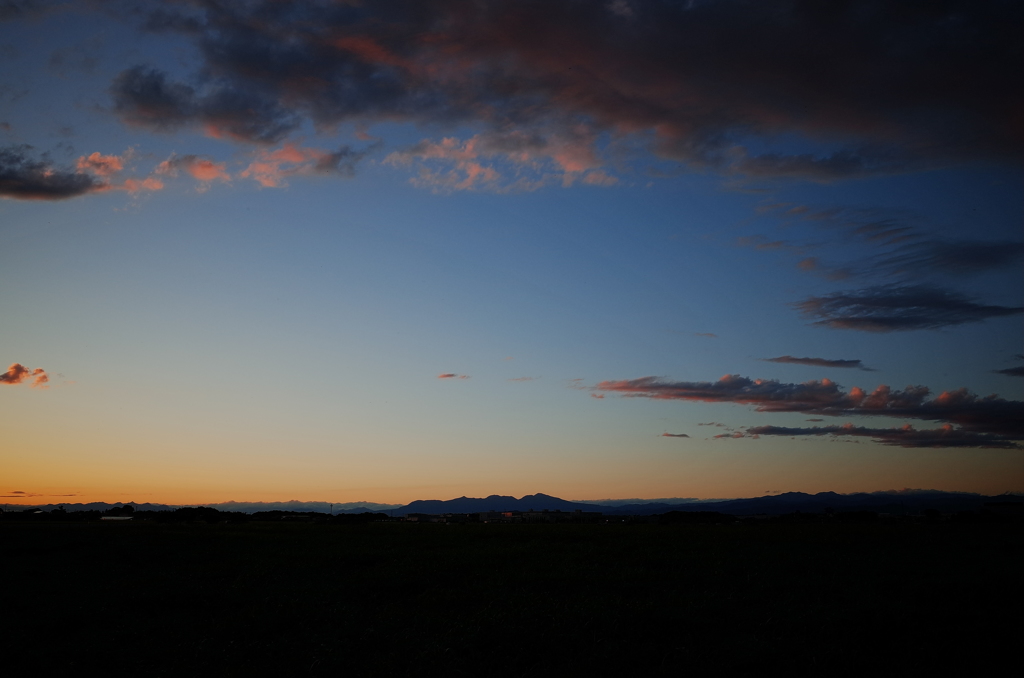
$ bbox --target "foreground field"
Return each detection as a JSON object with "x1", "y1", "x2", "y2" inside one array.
[{"x1": 2, "y1": 520, "x2": 1018, "y2": 675}]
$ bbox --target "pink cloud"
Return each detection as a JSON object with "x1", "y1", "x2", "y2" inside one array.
[
  {"x1": 386, "y1": 130, "x2": 615, "y2": 192},
  {"x1": 187, "y1": 160, "x2": 228, "y2": 182},
  {"x1": 387, "y1": 137, "x2": 501, "y2": 192},
  {"x1": 156, "y1": 154, "x2": 230, "y2": 182},
  {"x1": 582, "y1": 170, "x2": 618, "y2": 186},
  {"x1": 76, "y1": 152, "x2": 124, "y2": 177},
  {"x1": 437, "y1": 373, "x2": 470, "y2": 380},
  {"x1": 1, "y1": 363, "x2": 49, "y2": 388},
  {"x1": 241, "y1": 143, "x2": 366, "y2": 187},
  {"x1": 119, "y1": 177, "x2": 164, "y2": 193},
  {"x1": 70, "y1": 150, "x2": 164, "y2": 194}
]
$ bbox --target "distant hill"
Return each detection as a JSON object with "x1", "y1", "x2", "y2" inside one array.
[
  {"x1": 394, "y1": 490, "x2": 1021, "y2": 516},
  {"x1": 600, "y1": 491, "x2": 1024, "y2": 516},
  {"x1": 576, "y1": 497, "x2": 709, "y2": 507},
  {"x1": 395, "y1": 493, "x2": 605, "y2": 516},
  {"x1": 200, "y1": 500, "x2": 402, "y2": 514},
  {"x1": 4, "y1": 502, "x2": 175, "y2": 512},
  {"x1": 3, "y1": 500, "x2": 401, "y2": 514}
]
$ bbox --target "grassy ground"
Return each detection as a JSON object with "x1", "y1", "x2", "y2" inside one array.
[{"x1": 2, "y1": 520, "x2": 1019, "y2": 676}]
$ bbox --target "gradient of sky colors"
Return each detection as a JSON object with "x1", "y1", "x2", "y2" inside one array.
[{"x1": 2, "y1": 0, "x2": 1021, "y2": 506}]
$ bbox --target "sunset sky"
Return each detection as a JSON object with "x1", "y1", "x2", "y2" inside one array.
[{"x1": 2, "y1": 0, "x2": 1021, "y2": 506}]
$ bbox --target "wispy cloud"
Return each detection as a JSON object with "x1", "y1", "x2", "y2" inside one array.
[
  {"x1": 794, "y1": 285, "x2": 1023, "y2": 332},
  {"x1": 437, "y1": 373, "x2": 469, "y2": 380},
  {"x1": 593, "y1": 373, "x2": 1024, "y2": 445},
  {"x1": 714, "y1": 431, "x2": 749, "y2": 440},
  {"x1": 763, "y1": 356, "x2": 875, "y2": 371},
  {"x1": 384, "y1": 131, "x2": 614, "y2": 193},
  {"x1": 745, "y1": 204, "x2": 1024, "y2": 332},
  {"x1": 761, "y1": 204, "x2": 1024, "y2": 282},
  {"x1": 994, "y1": 356, "x2": 1024, "y2": 378},
  {"x1": 741, "y1": 423, "x2": 1020, "y2": 449},
  {"x1": 661, "y1": 432, "x2": 690, "y2": 438}
]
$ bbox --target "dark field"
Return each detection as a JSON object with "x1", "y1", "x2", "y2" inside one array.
[{"x1": 3, "y1": 520, "x2": 1019, "y2": 676}]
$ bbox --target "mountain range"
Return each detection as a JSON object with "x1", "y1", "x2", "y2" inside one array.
[{"x1": 7, "y1": 491, "x2": 1020, "y2": 516}]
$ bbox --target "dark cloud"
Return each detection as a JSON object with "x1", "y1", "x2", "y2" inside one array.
[
  {"x1": 735, "y1": 148, "x2": 918, "y2": 182},
  {"x1": 0, "y1": 145, "x2": 105, "y2": 200},
  {"x1": 437, "y1": 373, "x2": 469, "y2": 380},
  {"x1": 593, "y1": 374, "x2": 1024, "y2": 440},
  {"x1": 661, "y1": 433, "x2": 690, "y2": 438},
  {"x1": 795, "y1": 285, "x2": 1024, "y2": 332},
  {"x1": 763, "y1": 356, "x2": 874, "y2": 371},
  {"x1": 994, "y1": 366, "x2": 1024, "y2": 378},
  {"x1": 110, "y1": 66, "x2": 299, "y2": 144},
  {"x1": 141, "y1": 8, "x2": 203, "y2": 35},
  {"x1": 743, "y1": 423, "x2": 1020, "y2": 449},
  {"x1": 109, "y1": 66, "x2": 198, "y2": 132},
  {"x1": 311, "y1": 143, "x2": 378, "y2": 177},
  {"x1": 0, "y1": 0, "x2": 51, "y2": 21},
  {"x1": 116, "y1": 0, "x2": 1022, "y2": 178}
]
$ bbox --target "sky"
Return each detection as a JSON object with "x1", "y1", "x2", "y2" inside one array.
[{"x1": 1, "y1": 0, "x2": 1022, "y2": 506}]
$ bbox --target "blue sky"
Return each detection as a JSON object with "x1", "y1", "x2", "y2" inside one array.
[{"x1": 1, "y1": 1, "x2": 1021, "y2": 504}]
